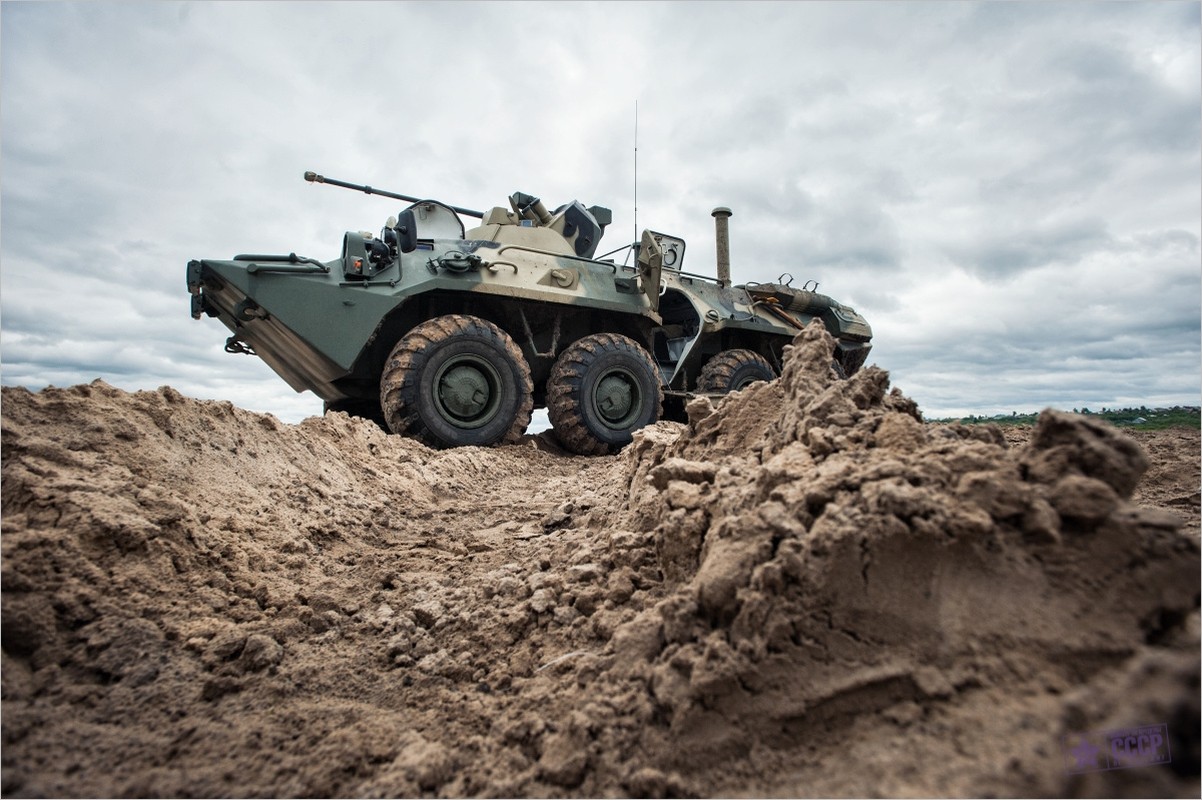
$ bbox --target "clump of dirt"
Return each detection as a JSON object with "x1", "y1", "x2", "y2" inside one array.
[{"x1": 2, "y1": 321, "x2": 1198, "y2": 798}]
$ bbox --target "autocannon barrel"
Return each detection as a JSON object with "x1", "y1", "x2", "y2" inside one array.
[{"x1": 303, "y1": 171, "x2": 485, "y2": 219}]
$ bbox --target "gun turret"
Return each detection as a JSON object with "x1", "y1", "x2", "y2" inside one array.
[{"x1": 303, "y1": 171, "x2": 485, "y2": 219}]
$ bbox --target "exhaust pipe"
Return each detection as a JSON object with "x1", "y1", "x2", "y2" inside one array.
[{"x1": 712, "y1": 207, "x2": 732, "y2": 287}]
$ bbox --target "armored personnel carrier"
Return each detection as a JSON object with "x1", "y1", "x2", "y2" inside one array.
[{"x1": 187, "y1": 172, "x2": 872, "y2": 454}]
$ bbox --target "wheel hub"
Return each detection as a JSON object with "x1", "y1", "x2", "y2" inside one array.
[
  {"x1": 594, "y1": 370, "x2": 640, "y2": 427},
  {"x1": 436, "y1": 361, "x2": 497, "y2": 425}
]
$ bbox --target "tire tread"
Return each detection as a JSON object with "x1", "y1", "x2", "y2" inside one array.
[
  {"x1": 547, "y1": 333, "x2": 663, "y2": 455},
  {"x1": 380, "y1": 314, "x2": 533, "y2": 448},
  {"x1": 696, "y1": 349, "x2": 775, "y2": 393}
]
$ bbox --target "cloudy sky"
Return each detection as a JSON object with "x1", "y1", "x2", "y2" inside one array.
[{"x1": 2, "y1": 1, "x2": 1199, "y2": 425}]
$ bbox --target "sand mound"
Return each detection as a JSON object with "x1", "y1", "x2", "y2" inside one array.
[
  {"x1": 2, "y1": 322, "x2": 1198, "y2": 797},
  {"x1": 593, "y1": 323, "x2": 1199, "y2": 796}
]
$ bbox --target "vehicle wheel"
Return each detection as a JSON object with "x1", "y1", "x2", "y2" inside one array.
[
  {"x1": 696, "y1": 349, "x2": 776, "y2": 393},
  {"x1": 323, "y1": 398, "x2": 388, "y2": 431},
  {"x1": 547, "y1": 333, "x2": 663, "y2": 455},
  {"x1": 380, "y1": 314, "x2": 533, "y2": 448}
]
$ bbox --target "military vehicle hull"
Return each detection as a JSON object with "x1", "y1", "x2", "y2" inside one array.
[{"x1": 188, "y1": 176, "x2": 872, "y2": 453}]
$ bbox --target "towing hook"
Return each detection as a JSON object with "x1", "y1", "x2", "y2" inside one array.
[{"x1": 225, "y1": 336, "x2": 255, "y2": 356}]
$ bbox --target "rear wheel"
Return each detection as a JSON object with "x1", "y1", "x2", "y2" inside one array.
[
  {"x1": 696, "y1": 349, "x2": 776, "y2": 393},
  {"x1": 380, "y1": 314, "x2": 533, "y2": 448},
  {"x1": 547, "y1": 333, "x2": 663, "y2": 455}
]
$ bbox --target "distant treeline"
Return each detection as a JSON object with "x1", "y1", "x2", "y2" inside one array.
[{"x1": 929, "y1": 406, "x2": 1201, "y2": 430}]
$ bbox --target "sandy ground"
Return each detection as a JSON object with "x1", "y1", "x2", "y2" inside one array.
[{"x1": 2, "y1": 324, "x2": 1199, "y2": 798}]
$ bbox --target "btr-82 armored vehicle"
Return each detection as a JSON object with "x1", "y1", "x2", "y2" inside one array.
[{"x1": 187, "y1": 172, "x2": 872, "y2": 455}]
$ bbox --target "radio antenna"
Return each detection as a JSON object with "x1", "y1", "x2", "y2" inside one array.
[{"x1": 633, "y1": 100, "x2": 638, "y2": 245}]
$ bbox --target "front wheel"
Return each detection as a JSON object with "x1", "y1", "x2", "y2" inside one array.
[
  {"x1": 547, "y1": 333, "x2": 663, "y2": 455},
  {"x1": 380, "y1": 314, "x2": 533, "y2": 448}
]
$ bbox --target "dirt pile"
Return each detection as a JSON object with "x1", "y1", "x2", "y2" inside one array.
[
  {"x1": 599, "y1": 323, "x2": 1199, "y2": 796},
  {"x1": 2, "y1": 322, "x2": 1198, "y2": 797}
]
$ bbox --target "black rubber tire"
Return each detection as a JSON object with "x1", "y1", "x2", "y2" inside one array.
[
  {"x1": 323, "y1": 398, "x2": 388, "y2": 432},
  {"x1": 696, "y1": 349, "x2": 776, "y2": 393},
  {"x1": 547, "y1": 333, "x2": 663, "y2": 456},
  {"x1": 379, "y1": 315, "x2": 533, "y2": 449}
]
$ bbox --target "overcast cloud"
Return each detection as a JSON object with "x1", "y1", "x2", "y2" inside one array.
[{"x1": 2, "y1": 1, "x2": 1199, "y2": 424}]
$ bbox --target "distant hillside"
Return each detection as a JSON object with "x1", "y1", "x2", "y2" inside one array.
[{"x1": 929, "y1": 406, "x2": 1201, "y2": 430}]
